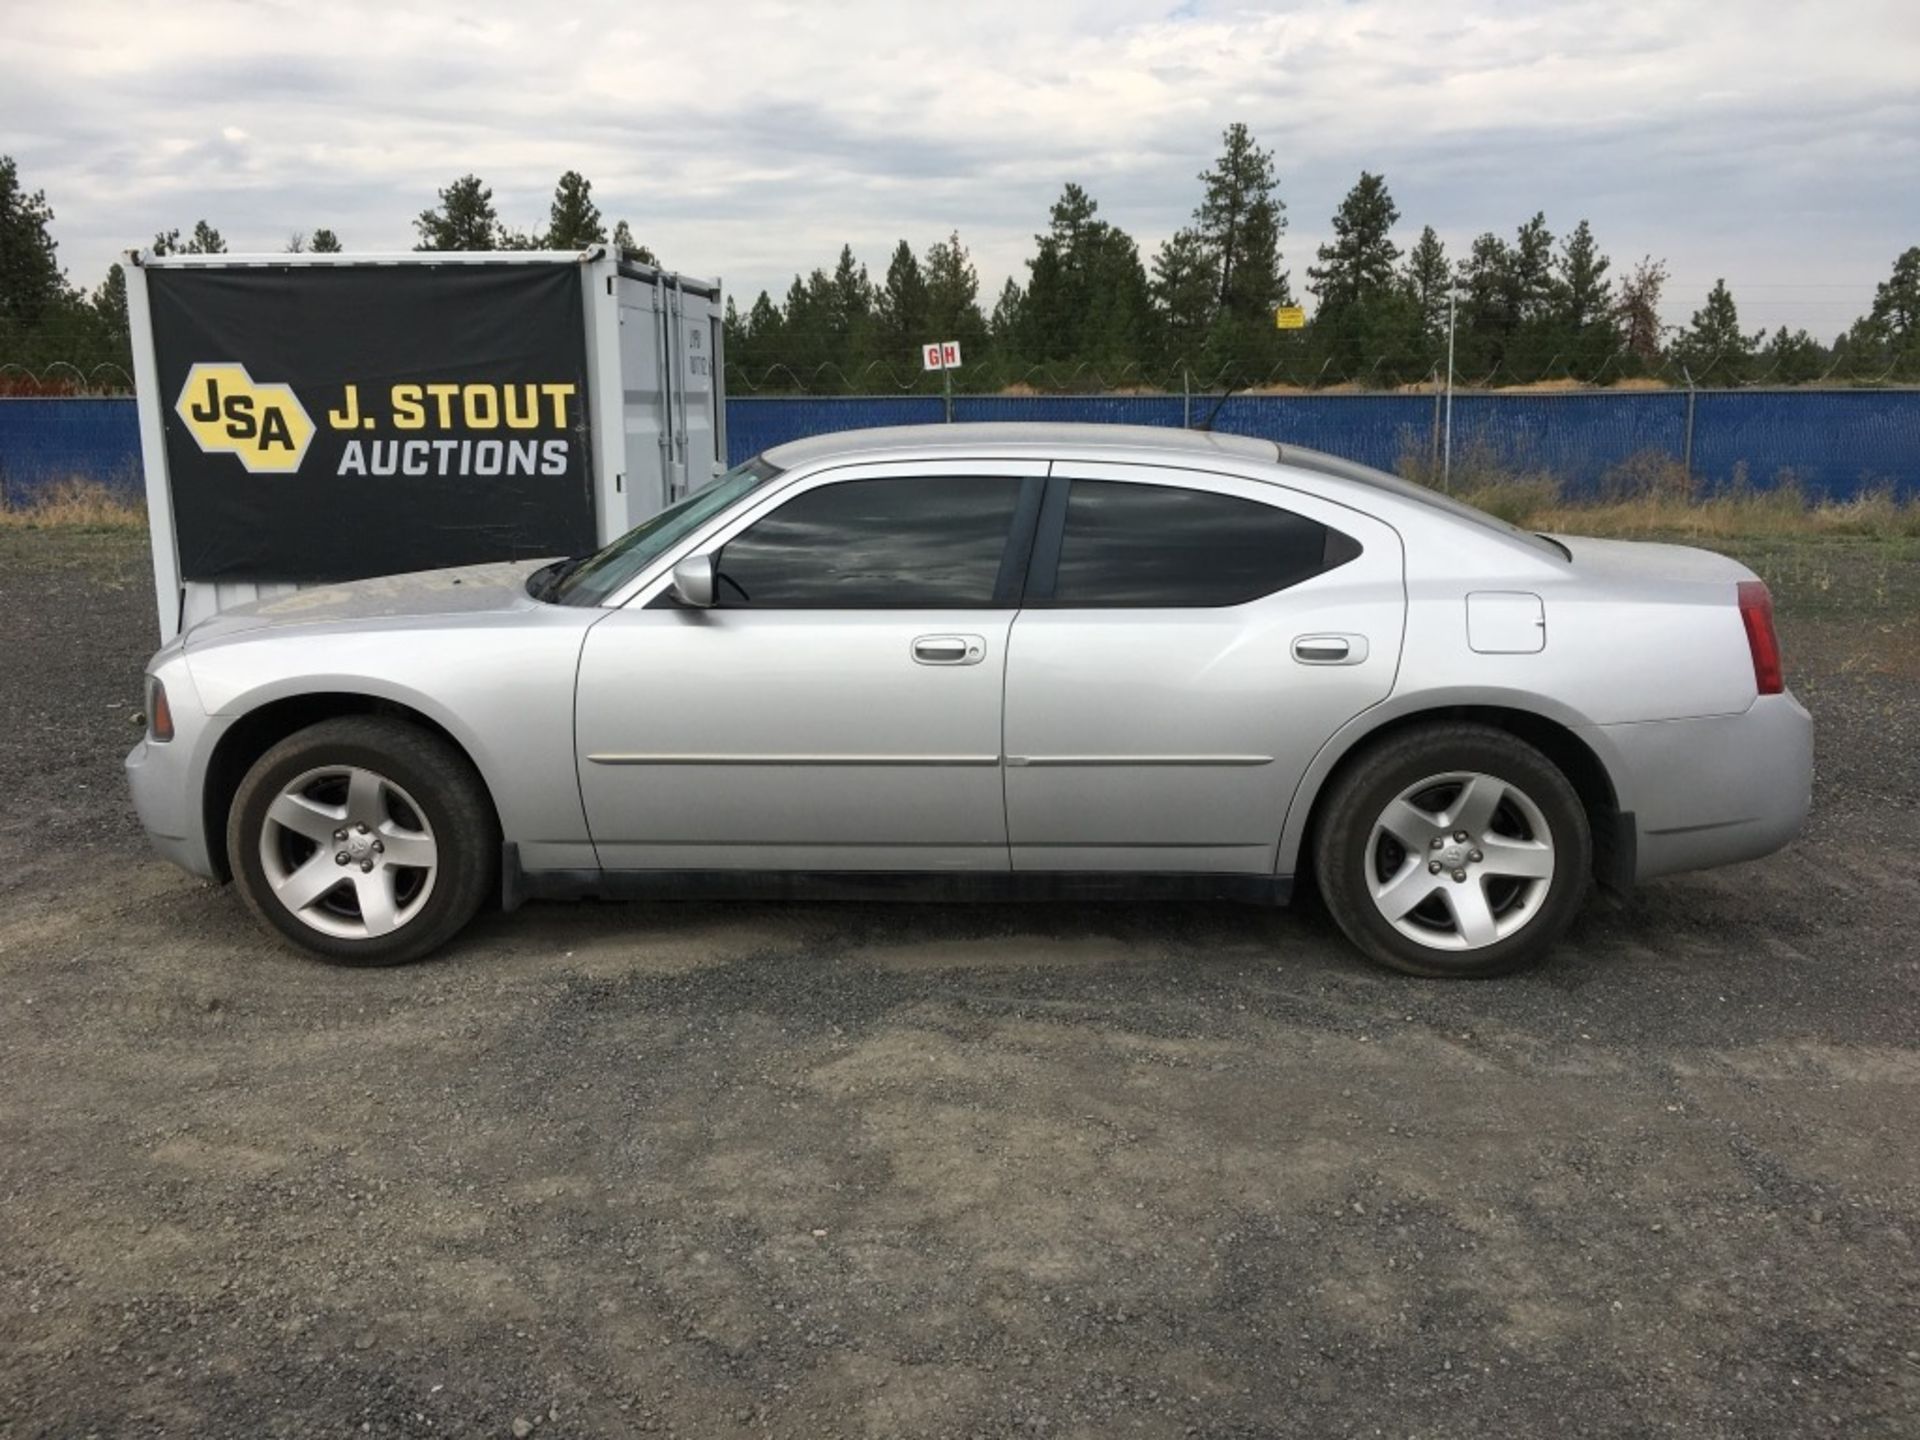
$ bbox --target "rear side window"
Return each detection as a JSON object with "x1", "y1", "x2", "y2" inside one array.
[
  {"x1": 716, "y1": 475, "x2": 1024, "y2": 608},
  {"x1": 1042, "y1": 480, "x2": 1357, "y2": 607}
]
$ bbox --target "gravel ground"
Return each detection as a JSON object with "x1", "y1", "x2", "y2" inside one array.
[{"x1": 2, "y1": 528, "x2": 1918, "y2": 1440}]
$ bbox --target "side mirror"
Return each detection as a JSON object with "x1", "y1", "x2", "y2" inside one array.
[{"x1": 669, "y1": 553, "x2": 716, "y2": 608}]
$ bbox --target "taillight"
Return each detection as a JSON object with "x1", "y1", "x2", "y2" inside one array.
[
  {"x1": 148, "y1": 677, "x2": 175, "y2": 742},
  {"x1": 1737, "y1": 580, "x2": 1783, "y2": 696}
]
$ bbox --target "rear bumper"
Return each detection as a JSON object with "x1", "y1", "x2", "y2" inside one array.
[{"x1": 1586, "y1": 692, "x2": 1814, "y2": 882}]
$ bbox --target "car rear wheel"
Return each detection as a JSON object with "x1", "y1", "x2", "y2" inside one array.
[
  {"x1": 228, "y1": 716, "x2": 495, "y2": 966},
  {"x1": 1313, "y1": 723, "x2": 1591, "y2": 977}
]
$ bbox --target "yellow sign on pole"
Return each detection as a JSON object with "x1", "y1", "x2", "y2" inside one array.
[{"x1": 1274, "y1": 305, "x2": 1307, "y2": 330}]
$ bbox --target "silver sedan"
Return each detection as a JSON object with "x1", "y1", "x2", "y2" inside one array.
[{"x1": 126, "y1": 424, "x2": 1812, "y2": 977}]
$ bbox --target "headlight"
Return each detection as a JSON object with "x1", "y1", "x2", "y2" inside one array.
[{"x1": 147, "y1": 676, "x2": 175, "y2": 742}]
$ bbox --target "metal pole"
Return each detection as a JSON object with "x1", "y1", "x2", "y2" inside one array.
[
  {"x1": 1430, "y1": 366, "x2": 1441, "y2": 474},
  {"x1": 1681, "y1": 364, "x2": 1697, "y2": 483},
  {"x1": 943, "y1": 363, "x2": 953, "y2": 424},
  {"x1": 1183, "y1": 363, "x2": 1191, "y2": 428},
  {"x1": 1442, "y1": 290, "x2": 1457, "y2": 492}
]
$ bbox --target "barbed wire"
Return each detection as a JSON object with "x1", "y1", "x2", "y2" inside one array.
[
  {"x1": 3, "y1": 348, "x2": 1915, "y2": 399},
  {"x1": 718, "y1": 346, "x2": 1920, "y2": 396},
  {"x1": 0, "y1": 362, "x2": 137, "y2": 397}
]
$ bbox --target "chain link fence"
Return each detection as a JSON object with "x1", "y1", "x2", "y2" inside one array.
[
  {"x1": 727, "y1": 389, "x2": 1920, "y2": 500},
  {"x1": 3, "y1": 388, "x2": 1917, "y2": 506}
]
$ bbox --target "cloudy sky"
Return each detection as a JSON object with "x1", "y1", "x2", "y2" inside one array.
[{"x1": 8, "y1": 0, "x2": 1918, "y2": 338}]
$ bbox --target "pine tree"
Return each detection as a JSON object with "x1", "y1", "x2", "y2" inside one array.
[
  {"x1": 1402, "y1": 226, "x2": 1450, "y2": 345},
  {"x1": 151, "y1": 221, "x2": 226, "y2": 256},
  {"x1": 1019, "y1": 184, "x2": 1151, "y2": 374},
  {"x1": 1557, "y1": 221, "x2": 1612, "y2": 330},
  {"x1": 827, "y1": 244, "x2": 873, "y2": 375},
  {"x1": 746, "y1": 290, "x2": 783, "y2": 340},
  {"x1": 875, "y1": 240, "x2": 930, "y2": 361},
  {"x1": 1672, "y1": 278, "x2": 1759, "y2": 384},
  {"x1": 1552, "y1": 219, "x2": 1621, "y2": 377},
  {"x1": 989, "y1": 278, "x2": 1026, "y2": 350},
  {"x1": 1759, "y1": 326, "x2": 1827, "y2": 384},
  {"x1": 1187, "y1": 123, "x2": 1289, "y2": 381},
  {"x1": 414, "y1": 175, "x2": 498, "y2": 250},
  {"x1": 92, "y1": 263, "x2": 129, "y2": 362},
  {"x1": 0, "y1": 155, "x2": 66, "y2": 330},
  {"x1": 1305, "y1": 172, "x2": 1422, "y2": 383},
  {"x1": 308, "y1": 228, "x2": 342, "y2": 253},
  {"x1": 1193, "y1": 122, "x2": 1289, "y2": 319},
  {"x1": 733, "y1": 289, "x2": 784, "y2": 383},
  {"x1": 1307, "y1": 172, "x2": 1401, "y2": 314},
  {"x1": 1150, "y1": 228, "x2": 1220, "y2": 364},
  {"x1": 1454, "y1": 232, "x2": 1515, "y2": 374},
  {"x1": 829, "y1": 246, "x2": 871, "y2": 331},
  {"x1": 1868, "y1": 247, "x2": 1920, "y2": 341},
  {"x1": 1851, "y1": 246, "x2": 1920, "y2": 371},
  {"x1": 923, "y1": 231, "x2": 988, "y2": 362},
  {"x1": 546, "y1": 171, "x2": 605, "y2": 248},
  {"x1": 1509, "y1": 213, "x2": 1558, "y2": 322},
  {"x1": 779, "y1": 269, "x2": 836, "y2": 380}
]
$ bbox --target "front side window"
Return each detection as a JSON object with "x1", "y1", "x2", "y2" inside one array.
[
  {"x1": 550, "y1": 457, "x2": 782, "y2": 606},
  {"x1": 715, "y1": 475, "x2": 1024, "y2": 608},
  {"x1": 1042, "y1": 479, "x2": 1357, "y2": 607}
]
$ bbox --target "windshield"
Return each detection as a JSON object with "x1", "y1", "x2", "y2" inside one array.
[{"x1": 549, "y1": 457, "x2": 782, "y2": 606}]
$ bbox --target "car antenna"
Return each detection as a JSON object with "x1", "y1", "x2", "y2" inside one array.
[{"x1": 1193, "y1": 380, "x2": 1244, "y2": 433}]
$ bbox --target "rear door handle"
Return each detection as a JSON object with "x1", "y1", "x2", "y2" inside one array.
[
  {"x1": 1293, "y1": 633, "x2": 1368, "y2": 665},
  {"x1": 913, "y1": 634, "x2": 985, "y2": 666}
]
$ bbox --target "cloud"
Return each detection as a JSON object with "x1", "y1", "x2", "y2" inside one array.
[{"x1": 5, "y1": 0, "x2": 1917, "y2": 335}]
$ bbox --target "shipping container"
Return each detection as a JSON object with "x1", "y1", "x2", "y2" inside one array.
[{"x1": 125, "y1": 247, "x2": 727, "y2": 640}]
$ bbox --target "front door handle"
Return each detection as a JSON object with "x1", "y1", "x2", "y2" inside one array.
[
  {"x1": 1293, "y1": 633, "x2": 1368, "y2": 665},
  {"x1": 912, "y1": 634, "x2": 985, "y2": 666}
]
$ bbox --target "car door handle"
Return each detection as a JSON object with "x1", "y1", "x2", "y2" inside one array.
[
  {"x1": 912, "y1": 634, "x2": 985, "y2": 666},
  {"x1": 1293, "y1": 633, "x2": 1367, "y2": 665}
]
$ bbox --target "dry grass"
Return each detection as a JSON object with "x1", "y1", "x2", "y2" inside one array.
[
  {"x1": 0, "y1": 480, "x2": 146, "y2": 530},
  {"x1": 1402, "y1": 447, "x2": 1920, "y2": 541},
  {"x1": 1525, "y1": 488, "x2": 1920, "y2": 541},
  {"x1": 3, "y1": 463, "x2": 1916, "y2": 548}
]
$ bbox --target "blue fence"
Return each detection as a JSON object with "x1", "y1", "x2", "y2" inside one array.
[
  {"x1": 0, "y1": 398, "x2": 143, "y2": 504},
  {"x1": 5, "y1": 389, "x2": 1918, "y2": 504}
]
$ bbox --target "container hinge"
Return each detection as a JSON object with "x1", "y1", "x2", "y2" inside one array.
[{"x1": 614, "y1": 472, "x2": 623, "y2": 493}]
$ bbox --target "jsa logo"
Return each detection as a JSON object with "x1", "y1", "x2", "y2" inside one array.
[{"x1": 175, "y1": 363, "x2": 315, "y2": 474}]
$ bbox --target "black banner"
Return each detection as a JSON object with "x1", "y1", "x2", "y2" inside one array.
[{"x1": 147, "y1": 262, "x2": 597, "y2": 582}]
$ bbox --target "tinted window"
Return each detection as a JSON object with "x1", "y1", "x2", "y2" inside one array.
[
  {"x1": 717, "y1": 476, "x2": 1023, "y2": 608},
  {"x1": 554, "y1": 457, "x2": 781, "y2": 606},
  {"x1": 1046, "y1": 480, "x2": 1353, "y2": 607}
]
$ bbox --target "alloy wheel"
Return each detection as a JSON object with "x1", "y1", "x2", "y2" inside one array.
[
  {"x1": 256, "y1": 765, "x2": 439, "y2": 940},
  {"x1": 1364, "y1": 770, "x2": 1556, "y2": 952}
]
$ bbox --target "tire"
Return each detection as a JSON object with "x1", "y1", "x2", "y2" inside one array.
[
  {"x1": 1312, "y1": 723, "x2": 1591, "y2": 978},
  {"x1": 227, "y1": 716, "x2": 496, "y2": 966}
]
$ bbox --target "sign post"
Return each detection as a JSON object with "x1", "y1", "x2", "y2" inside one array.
[{"x1": 922, "y1": 339, "x2": 963, "y2": 422}]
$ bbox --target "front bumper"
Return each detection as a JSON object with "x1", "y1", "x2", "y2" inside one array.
[
  {"x1": 1588, "y1": 692, "x2": 1814, "y2": 882},
  {"x1": 125, "y1": 653, "x2": 223, "y2": 882},
  {"x1": 126, "y1": 733, "x2": 219, "y2": 880}
]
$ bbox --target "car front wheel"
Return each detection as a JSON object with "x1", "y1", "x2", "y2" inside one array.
[
  {"x1": 227, "y1": 716, "x2": 495, "y2": 966},
  {"x1": 1313, "y1": 723, "x2": 1592, "y2": 978}
]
